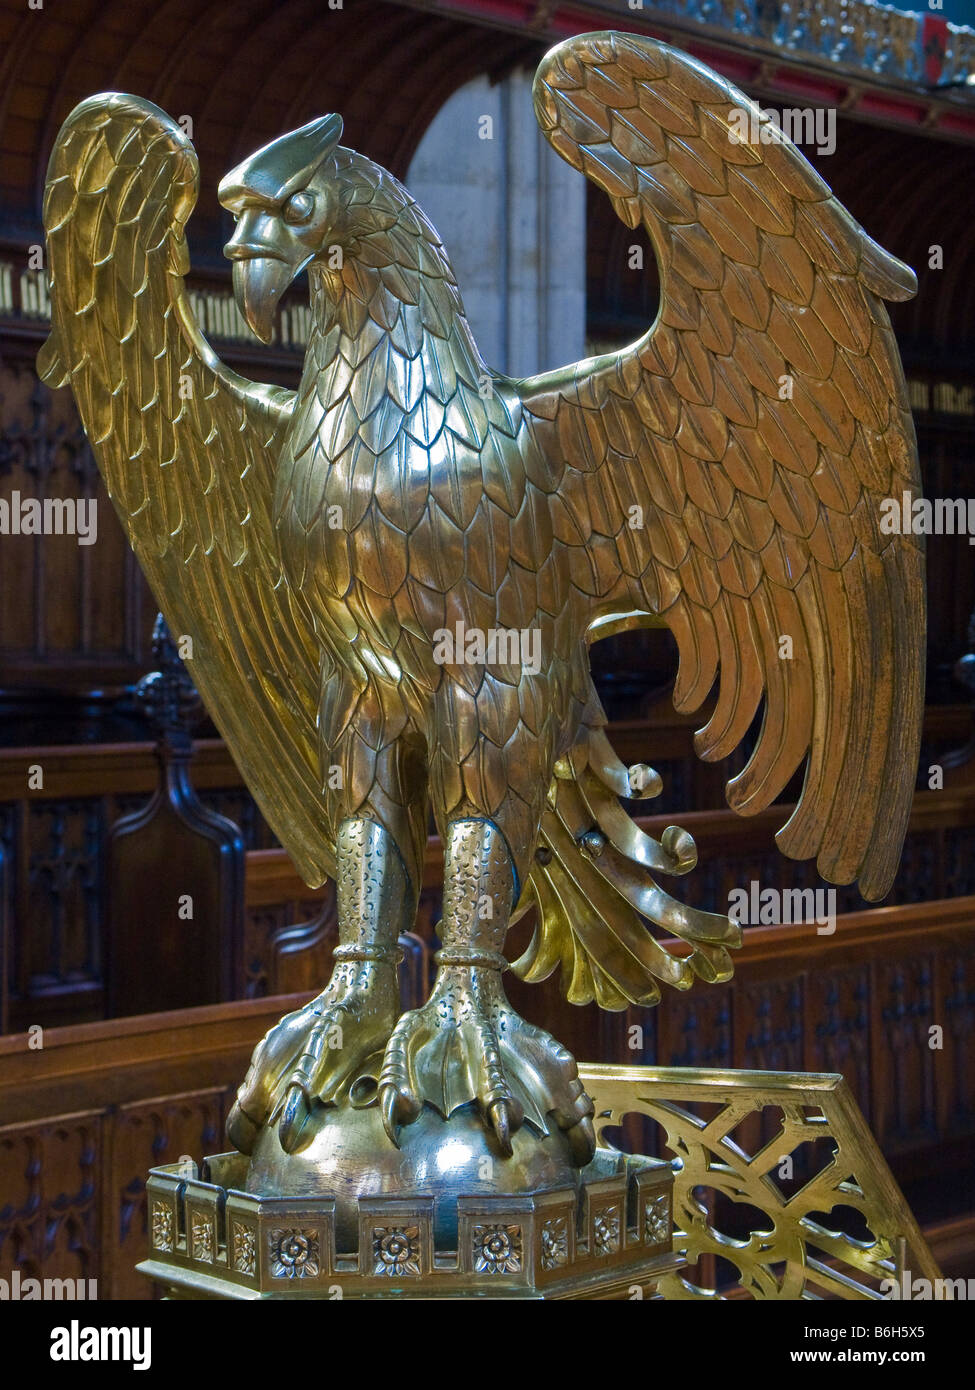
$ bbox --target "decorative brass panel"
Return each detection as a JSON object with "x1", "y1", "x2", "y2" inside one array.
[
  {"x1": 138, "y1": 1146, "x2": 678, "y2": 1299},
  {"x1": 581, "y1": 1063, "x2": 943, "y2": 1300}
]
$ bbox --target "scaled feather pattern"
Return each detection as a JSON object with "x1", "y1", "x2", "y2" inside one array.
[{"x1": 40, "y1": 32, "x2": 924, "y2": 1012}]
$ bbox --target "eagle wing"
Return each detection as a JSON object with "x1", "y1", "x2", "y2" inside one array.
[
  {"x1": 39, "y1": 93, "x2": 334, "y2": 886},
  {"x1": 520, "y1": 33, "x2": 923, "y2": 906}
]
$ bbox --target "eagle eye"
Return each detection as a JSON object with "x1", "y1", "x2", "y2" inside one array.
[{"x1": 283, "y1": 191, "x2": 315, "y2": 225}]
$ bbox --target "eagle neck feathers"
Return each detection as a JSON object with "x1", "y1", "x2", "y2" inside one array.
[{"x1": 296, "y1": 169, "x2": 487, "y2": 438}]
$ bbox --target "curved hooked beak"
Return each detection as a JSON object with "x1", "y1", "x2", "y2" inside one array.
[
  {"x1": 224, "y1": 216, "x2": 311, "y2": 344},
  {"x1": 228, "y1": 251, "x2": 300, "y2": 344}
]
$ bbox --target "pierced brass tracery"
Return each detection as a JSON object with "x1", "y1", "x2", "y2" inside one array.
[{"x1": 582, "y1": 1064, "x2": 942, "y2": 1300}]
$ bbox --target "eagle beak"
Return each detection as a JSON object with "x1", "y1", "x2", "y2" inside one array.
[{"x1": 229, "y1": 254, "x2": 295, "y2": 345}]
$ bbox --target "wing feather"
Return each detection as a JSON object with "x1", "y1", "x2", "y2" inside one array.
[
  {"x1": 40, "y1": 93, "x2": 334, "y2": 886},
  {"x1": 521, "y1": 33, "x2": 924, "y2": 902}
]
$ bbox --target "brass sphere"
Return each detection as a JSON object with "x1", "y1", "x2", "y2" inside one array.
[{"x1": 245, "y1": 1098, "x2": 582, "y2": 1249}]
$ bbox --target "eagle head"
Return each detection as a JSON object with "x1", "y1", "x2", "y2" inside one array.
[{"x1": 219, "y1": 114, "x2": 345, "y2": 343}]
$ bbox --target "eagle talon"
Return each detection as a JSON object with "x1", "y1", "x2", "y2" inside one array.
[
  {"x1": 226, "y1": 1098, "x2": 262, "y2": 1156},
  {"x1": 566, "y1": 1115, "x2": 597, "y2": 1167},
  {"x1": 375, "y1": 966, "x2": 593, "y2": 1162},
  {"x1": 379, "y1": 1086, "x2": 401, "y2": 1148},
  {"x1": 488, "y1": 1098, "x2": 515, "y2": 1157},
  {"x1": 226, "y1": 967, "x2": 399, "y2": 1153},
  {"x1": 379, "y1": 1082, "x2": 421, "y2": 1147},
  {"x1": 278, "y1": 1083, "x2": 314, "y2": 1154}
]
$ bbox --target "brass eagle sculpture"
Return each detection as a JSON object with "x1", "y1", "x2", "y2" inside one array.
[{"x1": 39, "y1": 32, "x2": 924, "y2": 1168}]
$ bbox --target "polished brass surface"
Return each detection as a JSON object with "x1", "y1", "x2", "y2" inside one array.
[
  {"x1": 244, "y1": 1103, "x2": 583, "y2": 1248},
  {"x1": 227, "y1": 817, "x2": 410, "y2": 1156},
  {"x1": 139, "y1": 1141, "x2": 678, "y2": 1299},
  {"x1": 40, "y1": 31, "x2": 924, "y2": 1185},
  {"x1": 137, "y1": 1064, "x2": 940, "y2": 1300},
  {"x1": 379, "y1": 818, "x2": 596, "y2": 1158},
  {"x1": 581, "y1": 1064, "x2": 942, "y2": 1300}
]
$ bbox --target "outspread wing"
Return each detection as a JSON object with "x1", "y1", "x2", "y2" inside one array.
[
  {"x1": 39, "y1": 93, "x2": 334, "y2": 886},
  {"x1": 521, "y1": 32, "x2": 924, "y2": 903}
]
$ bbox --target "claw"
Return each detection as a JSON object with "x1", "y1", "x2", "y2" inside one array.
[
  {"x1": 488, "y1": 1099, "x2": 514, "y2": 1157},
  {"x1": 379, "y1": 1084, "x2": 422, "y2": 1147},
  {"x1": 380, "y1": 1085, "x2": 402, "y2": 1148},
  {"x1": 226, "y1": 1099, "x2": 261, "y2": 1156},
  {"x1": 278, "y1": 1084, "x2": 312, "y2": 1154},
  {"x1": 567, "y1": 1115, "x2": 596, "y2": 1166}
]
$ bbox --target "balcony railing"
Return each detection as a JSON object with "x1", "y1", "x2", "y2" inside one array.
[{"x1": 580, "y1": 0, "x2": 975, "y2": 90}]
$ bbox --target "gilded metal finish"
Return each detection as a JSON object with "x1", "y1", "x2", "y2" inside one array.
[
  {"x1": 138, "y1": 1064, "x2": 941, "y2": 1300},
  {"x1": 243, "y1": 1102, "x2": 584, "y2": 1249},
  {"x1": 139, "y1": 1142, "x2": 678, "y2": 1299},
  {"x1": 379, "y1": 818, "x2": 596, "y2": 1157},
  {"x1": 228, "y1": 817, "x2": 409, "y2": 1155},
  {"x1": 40, "y1": 33, "x2": 924, "y2": 1165},
  {"x1": 581, "y1": 1064, "x2": 943, "y2": 1300}
]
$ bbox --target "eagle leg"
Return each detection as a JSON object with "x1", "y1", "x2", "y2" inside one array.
[
  {"x1": 378, "y1": 818, "x2": 596, "y2": 1164},
  {"x1": 226, "y1": 817, "x2": 415, "y2": 1155}
]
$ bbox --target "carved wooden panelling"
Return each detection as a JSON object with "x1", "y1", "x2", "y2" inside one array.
[
  {"x1": 0, "y1": 1089, "x2": 234, "y2": 1302},
  {"x1": 942, "y1": 948, "x2": 975, "y2": 1135},
  {"x1": 244, "y1": 906, "x2": 291, "y2": 999},
  {"x1": 944, "y1": 826, "x2": 975, "y2": 899},
  {"x1": 878, "y1": 957, "x2": 938, "y2": 1149},
  {"x1": 807, "y1": 967, "x2": 872, "y2": 1115},
  {"x1": 26, "y1": 797, "x2": 103, "y2": 996},
  {"x1": 0, "y1": 1113, "x2": 101, "y2": 1294},
  {"x1": 107, "y1": 1090, "x2": 229, "y2": 1300},
  {"x1": 738, "y1": 978, "x2": 806, "y2": 1074},
  {"x1": 0, "y1": 362, "x2": 156, "y2": 679},
  {"x1": 656, "y1": 991, "x2": 734, "y2": 1072}
]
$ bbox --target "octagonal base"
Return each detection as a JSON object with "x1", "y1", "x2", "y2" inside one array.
[{"x1": 139, "y1": 1144, "x2": 678, "y2": 1299}]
